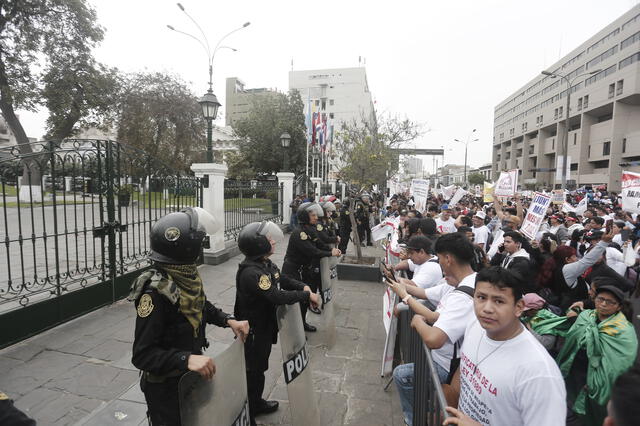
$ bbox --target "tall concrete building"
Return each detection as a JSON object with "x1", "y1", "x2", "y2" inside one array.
[
  {"x1": 289, "y1": 67, "x2": 376, "y2": 180},
  {"x1": 493, "y1": 5, "x2": 640, "y2": 192},
  {"x1": 225, "y1": 77, "x2": 279, "y2": 127}
]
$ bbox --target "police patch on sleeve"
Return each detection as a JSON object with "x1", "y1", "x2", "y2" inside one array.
[
  {"x1": 259, "y1": 275, "x2": 271, "y2": 290},
  {"x1": 300, "y1": 232, "x2": 308, "y2": 240},
  {"x1": 317, "y1": 224, "x2": 323, "y2": 231},
  {"x1": 137, "y1": 294, "x2": 154, "y2": 317},
  {"x1": 0, "y1": 391, "x2": 8, "y2": 400}
]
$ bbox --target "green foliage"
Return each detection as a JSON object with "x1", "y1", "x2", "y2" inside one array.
[
  {"x1": 232, "y1": 90, "x2": 307, "y2": 175},
  {"x1": 0, "y1": 0, "x2": 106, "y2": 145},
  {"x1": 225, "y1": 151, "x2": 256, "y2": 180},
  {"x1": 335, "y1": 114, "x2": 421, "y2": 189},
  {"x1": 467, "y1": 172, "x2": 485, "y2": 186},
  {"x1": 116, "y1": 72, "x2": 206, "y2": 172}
]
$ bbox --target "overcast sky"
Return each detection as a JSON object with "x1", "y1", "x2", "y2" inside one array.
[{"x1": 16, "y1": 0, "x2": 640, "y2": 173}]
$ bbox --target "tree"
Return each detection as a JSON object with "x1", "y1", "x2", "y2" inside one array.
[
  {"x1": 116, "y1": 72, "x2": 205, "y2": 172},
  {"x1": 225, "y1": 151, "x2": 256, "y2": 180},
  {"x1": 334, "y1": 113, "x2": 422, "y2": 189},
  {"x1": 232, "y1": 90, "x2": 307, "y2": 175},
  {"x1": 467, "y1": 172, "x2": 485, "y2": 186}
]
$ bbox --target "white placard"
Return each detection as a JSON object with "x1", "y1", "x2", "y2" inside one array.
[
  {"x1": 441, "y1": 184, "x2": 455, "y2": 200},
  {"x1": 520, "y1": 192, "x2": 552, "y2": 240},
  {"x1": 494, "y1": 169, "x2": 518, "y2": 197},
  {"x1": 555, "y1": 155, "x2": 571, "y2": 182},
  {"x1": 622, "y1": 171, "x2": 640, "y2": 214},
  {"x1": 410, "y1": 179, "x2": 429, "y2": 213},
  {"x1": 449, "y1": 188, "x2": 467, "y2": 206}
]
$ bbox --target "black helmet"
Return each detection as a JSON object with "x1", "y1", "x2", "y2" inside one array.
[
  {"x1": 149, "y1": 207, "x2": 219, "y2": 264},
  {"x1": 238, "y1": 221, "x2": 284, "y2": 259}
]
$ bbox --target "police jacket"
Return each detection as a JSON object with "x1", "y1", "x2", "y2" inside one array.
[
  {"x1": 234, "y1": 258, "x2": 309, "y2": 343},
  {"x1": 132, "y1": 282, "x2": 229, "y2": 376},
  {"x1": 283, "y1": 224, "x2": 334, "y2": 268},
  {"x1": 339, "y1": 206, "x2": 352, "y2": 230},
  {"x1": 317, "y1": 220, "x2": 338, "y2": 245},
  {"x1": 355, "y1": 203, "x2": 371, "y2": 222}
]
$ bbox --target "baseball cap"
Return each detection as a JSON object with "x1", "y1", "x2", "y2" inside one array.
[
  {"x1": 584, "y1": 230, "x2": 604, "y2": 240},
  {"x1": 440, "y1": 204, "x2": 451, "y2": 211},
  {"x1": 523, "y1": 293, "x2": 546, "y2": 311},
  {"x1": 474, "y1": 210, "x2": 486, "y2": 220}
]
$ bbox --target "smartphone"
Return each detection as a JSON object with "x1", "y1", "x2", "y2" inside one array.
[
  {"x1": 621, "y1": 229, "x2": 631, "y2": 242},
  {"x1": 380, "y1": 261, "x2": 397, "y2": 282},
  {"x1": 605, "y1": 219, "x2": 613, "y2": 233}
]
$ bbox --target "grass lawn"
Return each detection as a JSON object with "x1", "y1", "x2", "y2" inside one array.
[{"x1": 224, "y1": 198, "x2": 274, "y2": 212}]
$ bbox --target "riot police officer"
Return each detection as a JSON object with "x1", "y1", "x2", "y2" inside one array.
[
  {"x1": 234, "y1": 221, "x2": 320, "y2": 426},
  {"x1": 355, "y1": 193, "x2": 373, "y2": 246},
  {"x1": 338, "y1": 197, "x2": 352, "y2": 254},
  {"x1": 282, "y1": 202, "x2": 341, "y2": 331},
  {"x1": 318, "y1": 201, "x2": 340, "y2": 245},
  {"x1": 129, "y1": 207, "x2": 249, "y2": 426}
]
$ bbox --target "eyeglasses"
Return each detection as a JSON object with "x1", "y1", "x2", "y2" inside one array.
[{"x1": 594, "y1": 296, "x2": 619, "y2": 307}]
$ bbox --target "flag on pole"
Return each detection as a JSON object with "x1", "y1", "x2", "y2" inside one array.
[{"x1": 306, "y1": 93, "x2": 312, "y2": 144}]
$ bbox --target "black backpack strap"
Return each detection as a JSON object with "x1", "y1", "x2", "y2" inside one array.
[{"x1": 455, "y1": 285, "x2": 475, "y2": 298}]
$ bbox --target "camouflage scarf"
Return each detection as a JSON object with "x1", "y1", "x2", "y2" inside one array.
[{"x1": 128, "y1": 264, "x2": 205, "y2": 336}]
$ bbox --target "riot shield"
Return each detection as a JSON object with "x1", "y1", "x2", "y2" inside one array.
[
  {"x1": 319, "y1": 255, "x2": 339, "y2": 348},
  {"x1": 276, "y1": 303, "x2": 320, "y2": 426},
  {"x1": 179, "y1": 338, "x2": 250, "y2": 426}
]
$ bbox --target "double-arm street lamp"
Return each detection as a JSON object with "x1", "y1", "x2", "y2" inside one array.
[
  {"x1": 168, "y1": 3, "x2": 250, "y2": 162},
  {"x1": 454, "y1": 129, "x2": 478, "y2": 188},
  {"x1": 280, "y1": 132, "x2": 291, "y2": 171},
  {"x1": 540, "y1": 68, "x2": 601, "y2": 190}
]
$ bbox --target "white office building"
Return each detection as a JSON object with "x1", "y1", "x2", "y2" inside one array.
[
  {"x1": 289, "y1": 67, "x2": 375, "y2": 181},
  {"x1": 493, "y1": 5, "x2": 640, "y2": 192}
]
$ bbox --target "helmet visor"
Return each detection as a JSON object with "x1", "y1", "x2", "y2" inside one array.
[
  {"x1": 189, "y1": 207, "x2": 221, "y2": 234},
  {"x1": 323, "y1": 201, "x2": 337, "y2": 212},
  {"x1": 257, "y1": 221, "x2": 284, "y2": 243}
]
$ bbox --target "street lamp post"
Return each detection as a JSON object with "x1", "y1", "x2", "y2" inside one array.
[
  {"x1": 280, "y1": 132, "x2": 291, "y2": 171},
  {"x1": 168, "y1": 4, "x2": 250, "y2": 162},
  {"x1": 454, "y1": 129, "x2": 478, "y2": 188},
  {"x1": 541, "y1": 68, "x2": 601, "y2": 190}
]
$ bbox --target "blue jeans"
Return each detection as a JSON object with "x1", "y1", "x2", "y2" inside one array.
[{"x1": 392, "y1": 362, "x2": 450, "y2": 426}]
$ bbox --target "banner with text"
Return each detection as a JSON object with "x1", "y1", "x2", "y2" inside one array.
[
  {"x1": 520, "y1": 192, "x2": 552, "y2": 240},
  {"x1": 622, "y1": 171, "x2": 640, "y2": 214},
  {"x1": 494, "y1": 169, "x2": 518, "y2": 197},
  {"x1": 410, "y1": 179, "x2": 429, "y2": 213},
  {"x1": 552, "y1": 189, "x2": 564, "y2": 205}
]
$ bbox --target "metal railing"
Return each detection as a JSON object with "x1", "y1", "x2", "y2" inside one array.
[
  {"x1": 397, "y1": 308, "x2": 450, "y2": 425},
  {"x1": 223, "y1": 180, "x2": 283, "y2": 240}
]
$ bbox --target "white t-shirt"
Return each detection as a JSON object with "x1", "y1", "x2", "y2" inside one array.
[
  {"x1": 606, "y1": 246, "x2": 627, "y2": 276},
  {"x1": 408, "y1": 257, "x2": 444, "y2": 289},
  {"x1": 436, "y1": 217, "x2": 457, "y2": 234},
  {"x1": 457, "y1": 320, "x2": 566, "y2": 426},
  {"x1": 472, "y1": 225, "x2": 490, "y2": 247},
  {"x1": 429, "y1": 272, "x2": 477, "y2": 372}
]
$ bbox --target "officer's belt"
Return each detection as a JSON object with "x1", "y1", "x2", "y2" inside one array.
[{"x1": 143, "y1": 369, "x2": 183, "y2": 383}]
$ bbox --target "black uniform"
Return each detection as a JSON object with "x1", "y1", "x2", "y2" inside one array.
[
  {"x1": 282, "y1": 224, "x2": 333, "y2": 320},
  {"x1": 355, "y1": 202, "x2": 372, "y2": 245},
  {"x1": 338, "y1": 205, "x2": 352, "y2": 254},
  {"x1": 234, "y1": 258, "x2": 310, "y2": 423},
  {"x1": 0, "y1": 392, "x2": 35, "y2": 425},
  {"x1": 131, "y1": 271, "x2": 230, "y2": 426}
]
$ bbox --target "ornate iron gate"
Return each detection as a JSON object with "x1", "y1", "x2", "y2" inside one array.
[{"x1": 0, "y1": 139, "x2": 203, "y2": 348}]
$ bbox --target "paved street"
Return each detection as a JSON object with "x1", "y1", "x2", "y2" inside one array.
[{"x1": 0, "y1": 237, "x2": 404, "y2": 425}]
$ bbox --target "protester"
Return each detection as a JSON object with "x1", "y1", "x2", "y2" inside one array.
[
  {"x1": 471, "y1": 210, "x2": 490, "y2": 250},
  {"x1": 436, "y1": 204, "x2": 457, "y2": 234},
  {"x1": 392, "y1": 236, "x2": 443, "y2": 289}
]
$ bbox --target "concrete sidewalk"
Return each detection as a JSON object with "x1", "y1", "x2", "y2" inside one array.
[{"x1": 0, "y1": 238, "x2": 404, "y2": 425}]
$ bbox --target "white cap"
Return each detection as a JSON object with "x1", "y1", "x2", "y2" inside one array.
[{"x1": 474, "y1": 210, "x2": 486, "y2": 220}]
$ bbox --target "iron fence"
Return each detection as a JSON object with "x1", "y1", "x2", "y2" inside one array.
[
  {"x1": 397, "y1": 308, "x2": 450, "y2": 424},
  {"x1": 0, "y1": 139, "x2": 202, "y2": 348},
  {"x1": 223, "y1": 179, "x2": 283, "y2": 240}
]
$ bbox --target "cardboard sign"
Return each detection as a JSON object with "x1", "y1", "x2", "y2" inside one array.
[
  {"x1": 622, "y1": 171, "x2": 640, "y2": 214},
  {"x1": 552, "y1": 189, "x2": 564, "y2": 205},
  {"x1": 494, "y1": 170, "x2": 518, "y2": 197},
  {"x1": 520, "y1": 192, "x2": 552, "y2": 240},
  {"x1": 410, "y1": 179, "x2": 429, "y2": 213},
  {"x1": 483, "y1": 181, "x2": 495, "y2": 203},
  {"x1": 449, "y1": 187, "x2": 467, "y2": 206},
  {"x1": 441, "y1": 184, "x2": 455, "y2": 200}
]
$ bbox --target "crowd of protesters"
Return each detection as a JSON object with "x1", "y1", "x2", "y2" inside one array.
[{"x1": 379, "y1": 188, "x2": 640, "y2": 426}]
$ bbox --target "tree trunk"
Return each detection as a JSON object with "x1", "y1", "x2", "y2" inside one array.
[{"x1": 348, "y1": 198, "x2": 363, "y2": 260}]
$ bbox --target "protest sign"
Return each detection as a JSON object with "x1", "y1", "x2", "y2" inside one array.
[
  {"x1": 574, "y1": 197, "x2": 588, "y2": 215},
  {"x1": 555, "y1": 155, "x2": 571, "y2": 182},
  {"x1": 410, "y1": 179, "x2": 429, "y2": 213},
  {"x1": 494, "y1": 169, "x2": 518, "y2": 197},
  {"x1": 449, "y1": 187, "x2": 467, "y2": 206},
  {"x1": 622, "y1": 171, "x2": 640, "y2": 214},
  {"x1": 520, "y1": 192, "x2": 552, "y2": 240},
  {"x1": 441, "y1": 184, "x2": 455, "y2": 200},
  {"x1": 483, "y1": 181, "x2": 495, "y2": 203},
  {"x1": 552, "y1": 189, "x2": 564, "y2": 205}
]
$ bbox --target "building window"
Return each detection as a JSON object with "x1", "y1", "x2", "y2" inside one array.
[
  {"x1": 529, "y1": 146, "x2": 535, "y2": 155},
  {"x1": 559, "y1": 106, "x2": 563, "y2": 118},
  {"x1": 315, "y1": 100, "x2": 320, "y2": 106},
  {"x1": 510, "y1": 128, "x2": 514, "y2": 136},
  {"x1": 603, "y1": 141, "x2": 611, "y2": 156},
  {"x1": 577, "y1": 97, "x2": 583, "y2": 111},
  {"x1": 329, "y1": 99, "x2": 334, "y2": 106},
  {"x1": 584, "y1": 65, "x2": 617, "y2": 87},
  {"x1": 554, "y1": 108, "x2": 558, "y2": 120},
  {"x1": 617, "y1": 79, "x2": 624, "y2": 95},
  {"x1": 619, "y1": 51, "x2": 640, "y2": 69},
  {"x1": 608, "y1": 83, "x2": 615, "y2": 99},
  {"x1": 583, "y1": 95, "x2": 589, "y2": 108},
  {"x1": 623, "y1": 138, "x2": 627, "y2": 153},
  {"x1": 552, "y1": 138, "x2": 555, "y2": 150},
  {"x1": 321, "y1": 99, "x2": 326, "y2": 110},
  {"x1": 329, "y1": 112, "x2": 334, "y2": 119}
]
